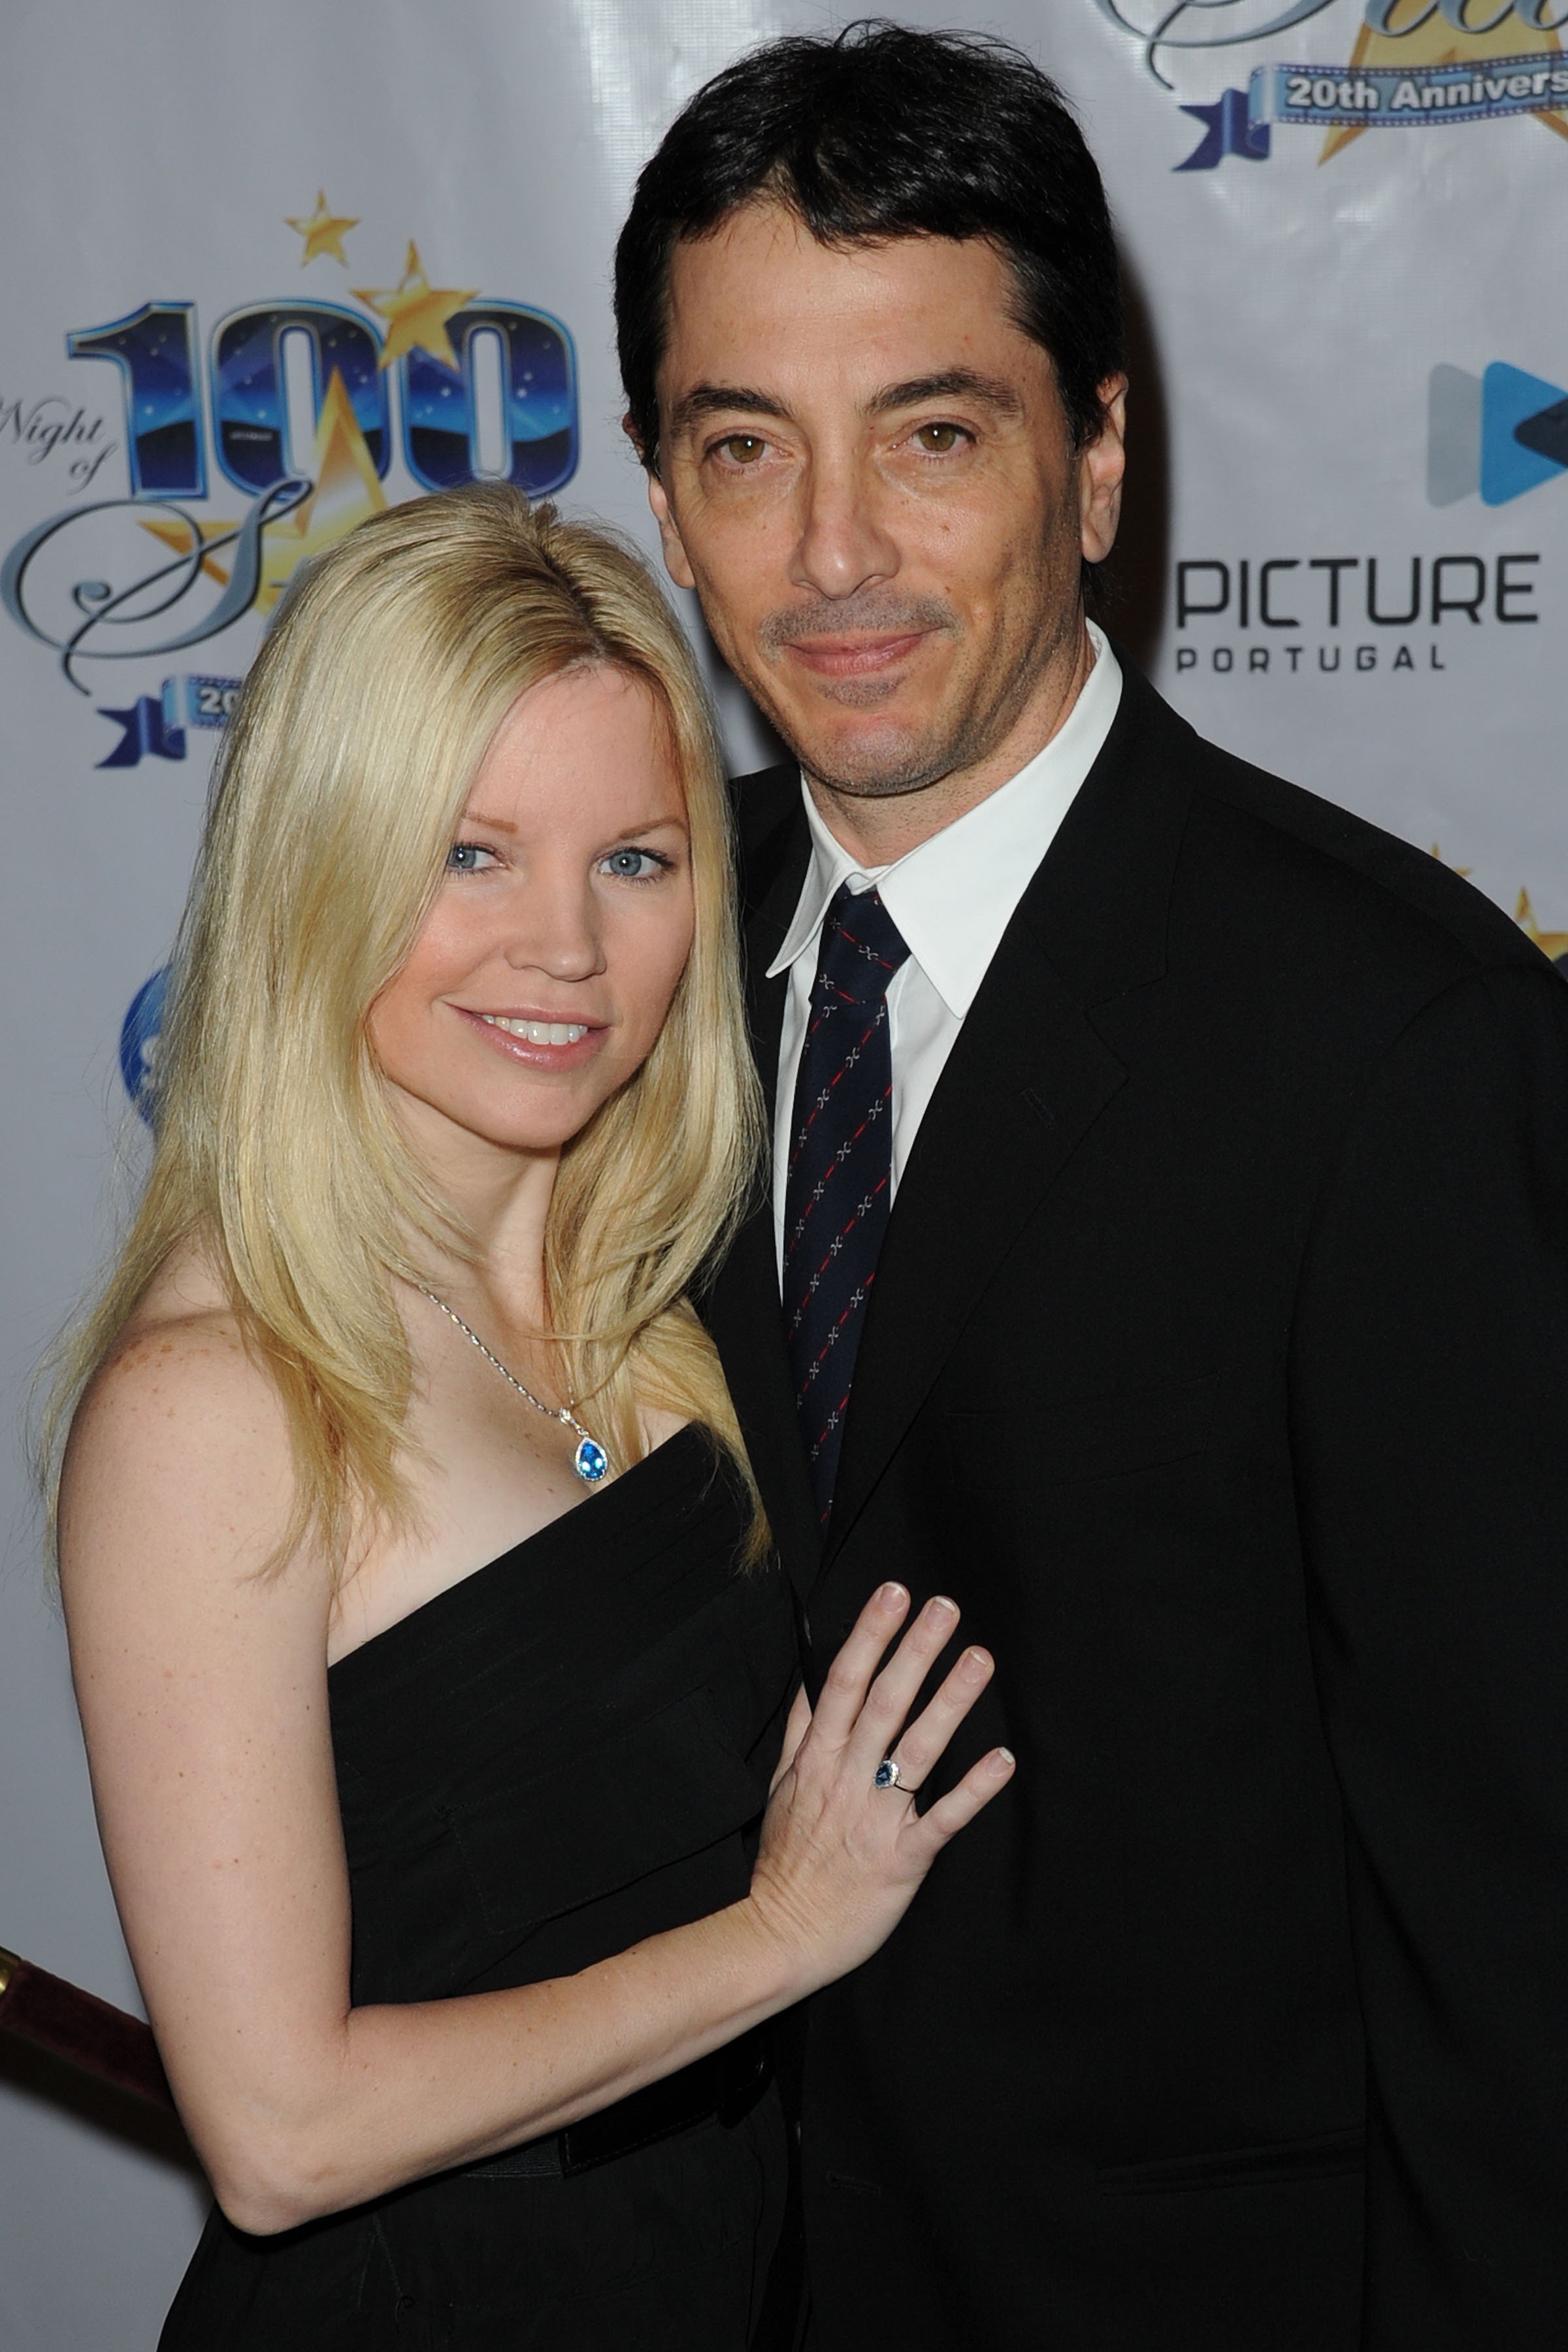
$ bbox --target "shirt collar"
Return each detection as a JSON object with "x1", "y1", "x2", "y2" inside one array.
[{"x1": 766, "y1": 622, "x2": 1122, "y2": 1017}]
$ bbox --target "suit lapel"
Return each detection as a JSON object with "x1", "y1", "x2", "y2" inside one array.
[
  {"x1": 821, "y1": 662, "x2": 1196, "y2": 1571},
  {"x1": 822, "y1": 929, "x2": 1126, "y2": 1564}
]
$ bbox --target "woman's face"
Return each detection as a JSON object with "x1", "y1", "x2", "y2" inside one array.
[{"x1": 369, "y1": 664, "x2": 696, "y2": 1166}]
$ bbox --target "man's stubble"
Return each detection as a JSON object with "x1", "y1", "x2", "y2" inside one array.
[{"x1": 702, "y1": 537, "x2": 1086, "y2": 809}]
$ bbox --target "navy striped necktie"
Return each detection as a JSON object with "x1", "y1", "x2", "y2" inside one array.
[{"x1": 783, "y1": 882, "x2": 911, "y2": 1526}]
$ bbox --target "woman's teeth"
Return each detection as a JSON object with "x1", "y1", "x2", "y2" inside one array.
[{"x1": 480, "y1": 1015, "x2": 589, "y2": 1045}]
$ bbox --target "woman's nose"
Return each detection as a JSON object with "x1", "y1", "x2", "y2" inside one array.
[{"x1": 501, "y1": 881, "x2": 604, "y2": 982}]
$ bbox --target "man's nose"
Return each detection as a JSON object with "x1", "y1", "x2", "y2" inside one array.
[{"x1": 789, "y1": 449, "x2": 900, "y2": 602}]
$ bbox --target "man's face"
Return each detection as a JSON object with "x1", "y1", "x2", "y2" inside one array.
[{"x1": 645, "y1": 203, "x2": 1125, "y2": 821}]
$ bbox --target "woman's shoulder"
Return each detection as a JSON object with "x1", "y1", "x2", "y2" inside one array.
[
  {"x1": 61, "y1": 1255, "x2": 297, "y2": 1599},
  {"x1": 76, "y1": 1247, "x2": 271, "y2": 1439}
]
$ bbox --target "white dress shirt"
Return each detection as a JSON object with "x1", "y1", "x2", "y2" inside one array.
[{"x1": 770, "y1": 621, "x2": 1122, "y2": 1275}]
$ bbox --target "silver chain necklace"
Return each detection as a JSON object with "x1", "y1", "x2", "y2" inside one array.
[{"x1": 414, "y1": 1285, "x2": 610, "y2": 1485}]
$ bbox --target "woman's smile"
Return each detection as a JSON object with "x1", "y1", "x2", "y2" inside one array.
[{"x1": 454, "y1": 1003, "x2": 606, "y2": 1069}]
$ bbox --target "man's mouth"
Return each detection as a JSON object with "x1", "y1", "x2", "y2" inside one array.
[{"x1": 783, "y1": 630, "x2": 932, "y2": 678}]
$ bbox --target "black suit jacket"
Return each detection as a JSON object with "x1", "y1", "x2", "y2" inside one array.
[{"x1": 709, "y1": 662, "x2": 1568, "y2": 2351}]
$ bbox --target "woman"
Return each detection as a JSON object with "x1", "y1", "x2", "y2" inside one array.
[{"x1": 48, "y1": 486, "x2": 1013, "y2": 2347}]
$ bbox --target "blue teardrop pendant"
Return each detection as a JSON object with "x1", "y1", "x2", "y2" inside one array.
[{"x1": 573, "y1": 1437, "x2": 609, "y2": 1484}]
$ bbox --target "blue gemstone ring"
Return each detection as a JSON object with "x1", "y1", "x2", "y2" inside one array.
[
  {"x1": 572, "y1": 1437, "x2": 610, "y2": 1484},
  {"x1": 874, "y1": 1757, "x2": 903, "y2": 1791}
]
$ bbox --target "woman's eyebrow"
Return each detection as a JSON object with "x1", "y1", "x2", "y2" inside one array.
[
  {"x1": 457, "y1": 808, "x2": 521, "y2": 834},
  {"x1": 456, "y1": 809, "x2": 690, "y2": 836}
]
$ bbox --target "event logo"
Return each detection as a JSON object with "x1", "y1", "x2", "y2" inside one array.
[
  {"x1": 1172, "y1": 543, "x2": 1539, "y2": 676},
  {"x1": 1094, "y1": 0, "x2": 1568, "y2": 168},
  {"x1": 0, "y1": 395, "x2": 118, "y2": 491},
  {"x1": 120, "y1": 966, "x2": 169, "y2": 1122},
  {"x1": 2, "y1": 193, "x2": 578, "y2": 766},
  {"x1": 1174, "y1": 365, "x2": 1542, "y2": 676},
  {"x1": 1428, "y1": 361, "x2": 1568, "y2": 503},
  {"x1": 95, "y1": 673, "x2": 243, "y2": 768}
]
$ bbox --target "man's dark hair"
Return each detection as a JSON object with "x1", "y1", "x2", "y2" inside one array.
[{"x1": 614, "y1": 18, "x2": 1123, "y2": 478}]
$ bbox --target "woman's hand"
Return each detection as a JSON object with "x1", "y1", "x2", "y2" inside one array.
[{"x1": 743, "y1": 1584, "x2": 1014, "y2": 1998}]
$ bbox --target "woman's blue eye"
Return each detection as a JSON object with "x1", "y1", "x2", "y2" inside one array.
[
  {"x1": 602, "y1": 847, "x2": 668, "y2": 881},
  {"x1": 446, "y1": 841, "x2": 489, "y2": 872}
]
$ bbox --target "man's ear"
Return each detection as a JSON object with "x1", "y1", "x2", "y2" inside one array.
[
  {"x1": 1079, "y1": 374, "x2": 1128, "y2": 567},
  {"x1": 644, "y1": 460, "x2": 698, "y2": 593},
  {"x1": 621, "y1": 404, "x2": 697, "y2": 590}
]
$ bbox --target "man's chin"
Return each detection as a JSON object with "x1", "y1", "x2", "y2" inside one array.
[
  {"x1": 792, "y1": 736, "x2": 956, "y2": 800},
  {"x1": 755, "y1": 696, "x2": 955, "y2": 798}
]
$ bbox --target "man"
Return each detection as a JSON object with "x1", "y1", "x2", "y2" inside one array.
[{"x1": 615, "y1": 23, "x2": 1568, "y2": 2347}]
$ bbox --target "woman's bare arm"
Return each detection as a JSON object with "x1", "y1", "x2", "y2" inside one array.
[{"x1": 60, "y1": 1318, "x2": 1009, "y2": 2236}]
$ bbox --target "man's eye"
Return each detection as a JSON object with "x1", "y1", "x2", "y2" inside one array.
[
  {"x1": 600, "y1": 847, "x2": 670, "y2": 882},
  {"x1": 913, "y1": 421, "x2": 965, "y2": 455},
  {"x1": 716, "y1": 434, "x2": 768, "y2": 466}
]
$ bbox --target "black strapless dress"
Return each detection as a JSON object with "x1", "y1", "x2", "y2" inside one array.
[{"x1": 159, "y1": 1426, "x2": 799, "y2": 2350}]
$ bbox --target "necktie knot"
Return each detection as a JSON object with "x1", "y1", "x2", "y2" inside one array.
[{"x1": 815, "y1": 883, "x2": 909, "y2": 1008}]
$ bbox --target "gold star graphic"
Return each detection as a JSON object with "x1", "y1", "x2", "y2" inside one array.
[
  {"x1": 353, "y1": 241, "x2": 478, "y2": 371},
  {"x1": 1516, "y1": 889, "x2": 1568, "y2": 964},
  {"x1": 285, "y1": 189, "x2": 359, "y2": 267},
  {"x1": 137, "y1": 511, "x2": 238, "y2": 587},
  {"x1": 1323, "y1": 2, "x2": 1567, "y2": 161},
  {"x1": 137, "y1": 373, "x2": 389, "y2": 610},
  {"x1": 255, "y1": 367, "x2": 388, "y2": 606}
]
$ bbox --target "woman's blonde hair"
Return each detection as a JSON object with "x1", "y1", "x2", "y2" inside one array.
[{"x1": 44, "y1": 485, "x2": 766, "y2": 1573}]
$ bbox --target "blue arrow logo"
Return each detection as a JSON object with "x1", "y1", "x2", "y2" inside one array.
[{"x1": 1428, "y1": 361, "x2": 1568, "y2": 507}]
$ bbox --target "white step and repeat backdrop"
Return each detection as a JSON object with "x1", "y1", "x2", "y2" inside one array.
[{"x1": 1, "y1": 1, "x2": 1558, "y2": 2340}]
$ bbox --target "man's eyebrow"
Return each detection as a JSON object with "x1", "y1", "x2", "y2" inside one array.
[
  {"x1": 866, "y1": 369, "x2": 1024, "y2": 419},
  {"x1": 665, "y1": 368, "x2": 1023, "y2": 442},
  {"x1": 667, "y1": 384, "x2": 792, "y2": 438}
]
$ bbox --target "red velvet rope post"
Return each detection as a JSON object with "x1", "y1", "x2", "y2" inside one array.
[{"x1": 0, "y1": 1945, "x2": 175, "y2": 2110}]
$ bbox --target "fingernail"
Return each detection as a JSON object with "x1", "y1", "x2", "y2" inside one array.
[
  {"x1": 993, "y1": 1746, "x2": 1015, "y2": 1769},
  {"x1": 928, "y1": 1593, "x2": 958, "y2": 1619},
  {"x1": 877, "y1": 1582, "x2": 907, "y2": 1609},
  {"x1": 958, "y1": 1646, "x2": 989, "y2": 1680}
]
